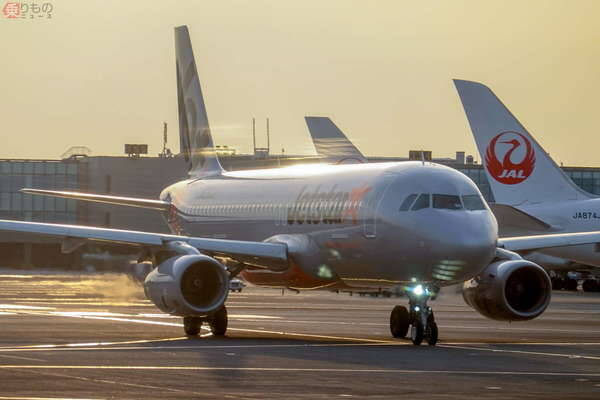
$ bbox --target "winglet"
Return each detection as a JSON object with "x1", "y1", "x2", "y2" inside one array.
[{"x1": 175, "y1": 25, "x2": 224, "y2": 177}]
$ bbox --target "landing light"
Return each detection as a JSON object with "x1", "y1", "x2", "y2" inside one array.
[
  {"x1": 317, "y1": 264, "x2": 333, "y2": 279},
  {"x1": 412, "y1": 284, "x2": 425, "y2": 296}
]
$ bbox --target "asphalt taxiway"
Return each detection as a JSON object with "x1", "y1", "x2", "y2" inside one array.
[{"x1": 0, "y1": 271, "x2": 599, "y2": 399}]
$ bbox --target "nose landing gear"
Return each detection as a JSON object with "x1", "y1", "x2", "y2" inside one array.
[{"x1": 389, "y1": 284, "x2": 438, "y2": 346}]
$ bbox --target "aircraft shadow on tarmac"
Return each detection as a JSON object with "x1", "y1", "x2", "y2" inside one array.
[{"x1": 139, "y1": 333, "x2": 594, "y2": 388}]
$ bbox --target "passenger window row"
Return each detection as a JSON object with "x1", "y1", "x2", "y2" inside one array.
[
  {"x1": 181, "y1": 203, "x2": 283, "y2": 217},
  {"x1": 399, "y1": 193, "x2": 486, "y2": 211}
]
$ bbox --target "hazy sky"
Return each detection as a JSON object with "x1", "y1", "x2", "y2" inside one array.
[{"x1": 1, "y1": 0, "x2": 599, "y2": 166}]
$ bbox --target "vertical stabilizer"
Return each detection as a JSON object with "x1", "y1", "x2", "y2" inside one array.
[
  {"x1": 305, "y1": 117, "x2": 367, "y2": 164},
  {"x1": 175, "y1": 26, "x2": 224, "y2": 177},
  {"x1": 453, "y1": 79, "x2": 590, "y2": 206}
]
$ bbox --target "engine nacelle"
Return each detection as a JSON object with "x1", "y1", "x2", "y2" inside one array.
[
  {"x1": 462, "y1": 259, "x2": 551, "y2": 321},
  {"x1": 144, "y1": 254, "x2": 229, "y2": 317}
]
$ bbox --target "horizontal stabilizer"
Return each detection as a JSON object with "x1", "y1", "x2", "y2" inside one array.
[{"x1": 21, "y1": 189, "x2": 170, "y2": 211}]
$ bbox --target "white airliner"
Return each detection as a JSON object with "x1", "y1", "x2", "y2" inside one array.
[
  {"x1": 454, "y1": 80, "x2": 600, "y2": 292},
  {"x1": 4, "y1": 27, "x2": 600, "y2": 346}
]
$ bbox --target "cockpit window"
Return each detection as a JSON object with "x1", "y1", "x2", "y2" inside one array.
[
  {"x1": 411, "y1": 194, "x2": 430, "y2": 211},
  {"x1": 432, "y1": 194, "x2": 463, "y2": 210},
  {"x1": 462, "y1": 194, "x2": 486, "y2": 210},
  {"x1": 399, "y1": 193, "x2": 418, "y2": 211}
]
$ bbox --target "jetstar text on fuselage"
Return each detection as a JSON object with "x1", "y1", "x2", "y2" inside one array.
[{"x1": 287, "y1": 185, "x2": 371, "y2": 225}]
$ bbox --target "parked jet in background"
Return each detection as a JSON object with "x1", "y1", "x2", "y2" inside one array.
[
  {"x1": 305, "y1": 116, "x2": 367, "y2": 164},
  {"x1": 4, "y1": 27, "x2": 600, "y2": 346},
  {"x1": 454, "y1": 79, "x2": 600, "y2": 292}
]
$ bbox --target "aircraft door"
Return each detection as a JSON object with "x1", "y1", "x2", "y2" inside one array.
[{"x1": 363, "y1": 175, "x2": 394, "y2": 239}]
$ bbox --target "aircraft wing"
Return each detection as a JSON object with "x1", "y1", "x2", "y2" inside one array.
[
  {"x1": 0, "y1": 219, "x2": 288, "y2": 271},
  {"x1": 499, "y1": 232, "x2": 600, "y2": 252},
  {"x1": 21, "y1": 189, "x2": 170, "y2": 211}
]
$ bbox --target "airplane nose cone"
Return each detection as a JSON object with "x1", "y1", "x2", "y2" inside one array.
[{"x1": 426, "y1": 212, "x2": 497, "y2": 282}]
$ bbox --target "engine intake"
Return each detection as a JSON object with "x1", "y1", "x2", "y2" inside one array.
[
  {"x1": 462, "y1": 260, "x2": 551, "y2": 321},
  {"x1": 144, "y1": 254, "x2": 229, "y2": 316}
]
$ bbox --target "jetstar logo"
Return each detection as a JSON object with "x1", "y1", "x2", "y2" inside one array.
[
  {"x1": 287, "y1": 185, "x2": 371, "y2": 225},
  {"x1": 341, "y1": 185, "x2": 372, "y2": 224},
  {"x1": 485, "y1": 131, "x2": 536, "y2": 185}
]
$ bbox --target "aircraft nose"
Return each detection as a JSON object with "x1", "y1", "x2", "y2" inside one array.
[{"x1": 427, "y1": 212, "x2": 497, "y2": 282}]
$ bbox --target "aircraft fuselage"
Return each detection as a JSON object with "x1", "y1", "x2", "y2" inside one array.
[
  {"x1": 161, "y1": 161, "x2": 498, "y2": 290},
  {"x1": 519, "y1": 199, "x2": 600, "y2": 268}
]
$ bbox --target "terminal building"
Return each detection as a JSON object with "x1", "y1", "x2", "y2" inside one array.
[{"x1": 1, "y1": 147, "x2": 599, "y2": 268}]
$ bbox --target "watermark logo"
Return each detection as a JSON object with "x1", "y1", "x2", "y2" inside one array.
[
  {"x1": 3, "y1": 2, "x2": 53, "y2": 19},
  {"x1": 3, "y1": 2, "x2": 20, "y2": 18},
  {"x1": 485, "y1": 131, "x2": 536, "y2": 185}
]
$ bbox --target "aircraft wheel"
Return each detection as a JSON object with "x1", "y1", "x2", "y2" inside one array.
[
  {"x1": 551, "y1": 277, "x2": 564, "y2": 291},
  {"x1": 411, "y1": 320, "x2": 424, "y2": 346},
  {"x1": 390, "y1": 305, "x2": 410, "y2": 338},
  {"x1": 183, "y1": 316, "x2": 202, "y2": 336},
  {"x1": 209, "y1": 305, "x2": 228, "y2": 336},
  {"x1": 582, "y1": 280, "x2": 599, "y2": 292},
  {"x1": 426, "y1": 321, "x2": 438, "y2": 346},
  {"x1": 565, "y1": 278, "x2": 578, "y2": 291}
]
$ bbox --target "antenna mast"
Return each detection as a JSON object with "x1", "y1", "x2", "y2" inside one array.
[{"x1": 266, "y1": 118, "x2": 270, "y2": 155}]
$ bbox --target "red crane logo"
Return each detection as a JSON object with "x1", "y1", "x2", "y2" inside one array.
[{"x1": 485, "y1": 131, "x2": 536, "y2": 185}]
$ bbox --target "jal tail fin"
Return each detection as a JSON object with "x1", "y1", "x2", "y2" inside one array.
[
  {"x1": 453, "y1": 79, "x2": 590, "y2": 206},
  {"x1": 304, "y1": 117, "x2": 367, "y2": 164},
  {"x1": 175, "y1": 26, "x2": 224, "y2": 177}
]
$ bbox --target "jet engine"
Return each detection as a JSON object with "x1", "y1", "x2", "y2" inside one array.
[
  {"x1": 144, "y1": 254, "x2": 229, "y2": 316},
  {"x1": 462, "y1": 260, "x2": 551, "y2": 321}
]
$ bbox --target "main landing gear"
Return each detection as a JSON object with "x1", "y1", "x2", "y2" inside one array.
[
  {"x1": 183, "y1": 305, "x2": 228, "y2": 337},
  {"x1": 390, "y1": 284, "x2": 438, "y2": 346}
]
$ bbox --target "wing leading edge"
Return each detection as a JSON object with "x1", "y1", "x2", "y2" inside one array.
[
  {"x1": 499, "y1": 231, "x2": 600, "y2": 252},
  {"x1": 0, "y1": 219, "x2": 288, "y2": 271}
]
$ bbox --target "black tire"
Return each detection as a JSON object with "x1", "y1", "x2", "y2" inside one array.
[
  {"x1": 426, "y1": 321, "x2": 438, "y2": 346},
  {"x1": 209, "y1": 306, "x2": 228, "y2": 336},
  {"x1": 565, "y1": 278, "x2": 578, "y2": 291},
  {"x1": 390, "y1": 305, "x2": 410, "y2": 338},
  {"x1": 551, "y1": 278, "x2": 564, "y2": 291},
  {"x1": 411, "y1": 320, "x2": 424, "y2": 346},
  {"x1": 183, "y1": 316, "x2": 202, "y2": 336},
  {"x1": 582, "y1": 280, "x2": 599, "y2": 292}
]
